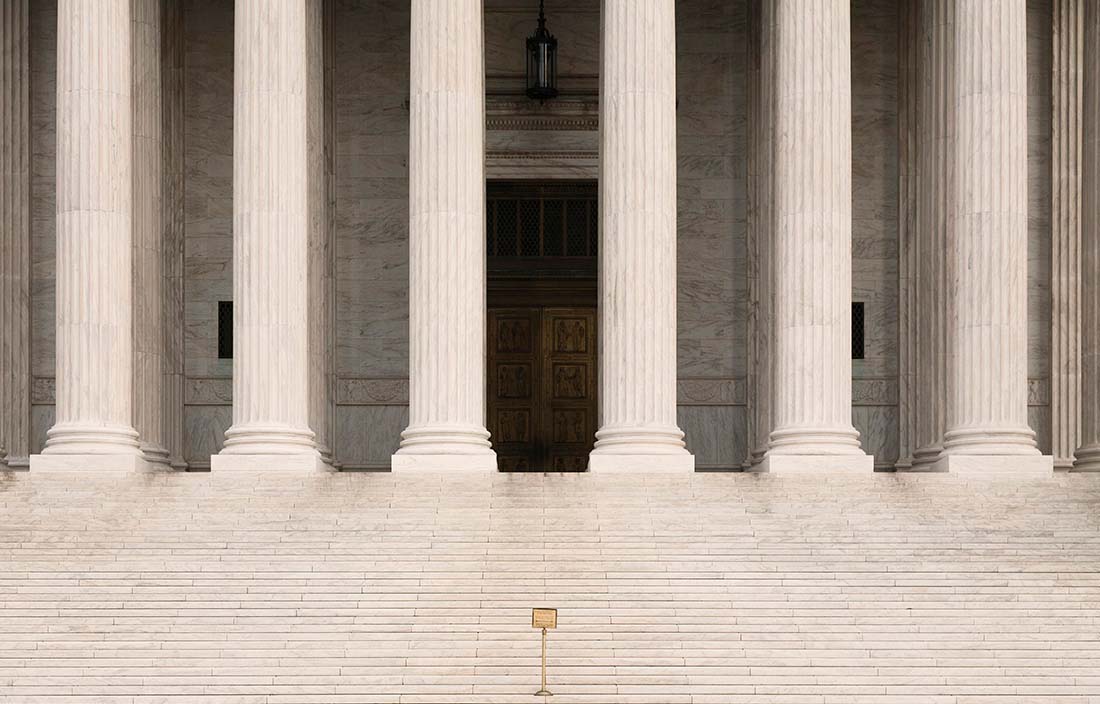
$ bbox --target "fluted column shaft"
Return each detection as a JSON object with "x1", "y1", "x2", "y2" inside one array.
[
  {"x1": 40, "y1": 0, "x2": 142, "y2": 460},
  {"x1": 162, "y1": 0, "x2": 186, "y2": 468},
  {"x1": 307, "y1": 0, "x2": 333, "y2": 463},
  {"x1": 1, "y1": 0, "x2": 31, "y2": 467},
  {"x1": 765, "y1": 0, "x2": 865, "y2": 462},
  {"x1": 897, "y1": 0, "x2": 918, "y2": 468},
  {"x1": 132, "y1": 0, "x2": 169, "y2": 466},
  {"x1": 911, "y1": 0, "x2": 953, "y2": 466},
  {"x1": 747, "y1": 0, "x2": 775, "y2": 466},
  {"x1": 214, "y1": 0, "x2": 324, "y2": 469},
  {"x1": 323, "y1": 0, "x2": 337, "y2": 467},
  {"x1": 1074, "y1": 0, "x2": 1100, "y2": 470},
  {"x1": 589, "y1": 0, "x2": 692, "y2": 472},
  {"x1": 393, "y1": 0, "x2": 494, "y2": 471},
  {"x1": 1054, "y1": 0, "x2": 1085, "y2": 469},
  {"x1": 942, "y1": 0, "x2": 1039, "y2": 456}
]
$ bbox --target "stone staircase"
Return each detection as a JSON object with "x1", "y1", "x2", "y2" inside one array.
[{"x1": 1, "y1": 469, "x2": 1099, "y2": 702}]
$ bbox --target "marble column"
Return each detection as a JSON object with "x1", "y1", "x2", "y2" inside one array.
[
  {"x1": 307, "y1": 0, "x2": 333, "y2": 465},
  {"x1": 211, "y1": 0, "x2": 329, "y2": 472},
  {"x1": 323, "y1": 0, "x2": 337, "y2": 469},
  {"x1": 1073, "y1": 0, "x2": 1100, "y2": 471},
  {"x1": 760, "y1": 0, "x2": 872, "y2": 473},
  {"x1": 896, "y1": 0, "x2": 919, "y2": 469},
  {"x1": 391, "y1": 0, "x2": 495, "y2": 471},
  {"x1": 1, "y1": 0, "x2": 31, "y2": 468},
  {"x1": 33, "y1": 0, "x2": 145, "y2": 471},
  {"x1": 1053, "y1": 0, "x2": 1084, "y2": 470},
  {"x1": 746, "y1": 0, "x2": 775, "y2": 467},
  {"x1": 934, "y1": 0, "x2": 1051, "y2": 475},
  {"x1": 132, "y1": 0, "x2": 171, "y2": 467},
  {"x1": 162, "y1": 0, "x2": 186, "y2": 468},
  {"x1": 588, "y1": 0, "x2": 692, "y2": 473},
  {"x1": 910, "y1": 0, "x2": 953, "y2": 468}
]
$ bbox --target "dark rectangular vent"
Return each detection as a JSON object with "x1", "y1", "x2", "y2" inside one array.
[
  {"x1": 218, "y1": 301, "x2": 233, "y2": 359},
  {"x1": 852, "y1": 302, "x2": 865, "y2": 360}
]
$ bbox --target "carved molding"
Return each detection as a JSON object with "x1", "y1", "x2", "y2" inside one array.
[
  {"x1": 185, "y1": 378, "x2": 232, "y2": 405},
  {"x1": 852, "y1": 378, "x2": 898, "y2": 406},
  {"x1": 677, "y1": 378, "x2": 744, "y2": 406},
  {"x1": 487, "y1": 114, "x2": 599, "y2": 131},
  {"x1": 482, "y1": 5, "x2": 599, "y2": 16},
  {"x1": 337, "y1": 378, "x2": 410, "y2": 405},
  {"x1": 485, "y1": 79, "x2": 599, "y2": 132},
  {"x1": 1028, "y1": 378, "x2": 1051, "y2": 406},
  {"x1": 31, "y1": 377, "x2": 54, "y2": 405},
  {"x1": 487, "y1": 150, "x2": 597, "y2": 161}
]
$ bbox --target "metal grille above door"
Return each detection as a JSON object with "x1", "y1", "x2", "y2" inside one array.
[{"x1": 487, "y1": 181, "x2": 597, "y2": 259}]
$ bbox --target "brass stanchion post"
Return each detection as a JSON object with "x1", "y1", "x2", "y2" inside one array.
[
  {"x1": 535, "y1": 626, "x2": 551, "y2": 696},
  {"x1": 531, "y1": 607, "x2": 556, "y2": 696}
]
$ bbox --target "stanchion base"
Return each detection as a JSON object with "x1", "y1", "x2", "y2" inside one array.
[{"x1": 534, "y1": 690, "x2": 552, "y2": 697}]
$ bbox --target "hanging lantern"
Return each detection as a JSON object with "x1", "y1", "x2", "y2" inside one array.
[{"x1": 525, "y1": 0, "x2": 558, "y2": 101}]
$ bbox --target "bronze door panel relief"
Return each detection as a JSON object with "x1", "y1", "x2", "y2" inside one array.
[{"x1": 487, "y1": 309, "x2": 541, "y2": 471}]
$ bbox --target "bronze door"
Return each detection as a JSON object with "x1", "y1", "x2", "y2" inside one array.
[
  {"x1": 488, "y1": 307, "x2": 597, "y2": 471},
  {"x1": 487, "y1": 309, "x2": 541, "y2": 471}
]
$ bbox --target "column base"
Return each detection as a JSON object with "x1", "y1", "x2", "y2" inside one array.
[
  {"x1": 767, "y1": 426, "x2": 864, "y2": 454},
  {"x1": 931, "y1": 454, "x2": 1054, "y2": 478},
  {"x1": 942, "y1": 427, "x2": 1040, "y2": 455},
  {"x1": 211, "y1": 453, "x2": 333, "y2": 472},
  {"x1": 221, "y1": 425, "x2": 319, "y2": 455},
  {"x1": 1071, "y1": 445, "x2": 1100, "y2": 472},
  {"x1": 391, "y1": 453, "x2": 497, "y2": 472},
  {"x1": 397, "y1": 424, "x2": 493, "y2": 452},
  {"x1": 746, "y1": 447, "x2": 767, "y2": 469},
  {"x1": 318, "y1": 442, "x2": 335, "y2": 467},
  {"x1": 910, "y1": 444, "x2": 943, "y2": 468},
  {"x1": 140, "y1": 442, "x2": 173, "y2": 468},
  {"x1": 587, "y1": 453, "x2": 695, "y2": 473},
  {"x1": 30, "y1": 454, "x2": 153, "y2": 473},
  {"x1": 392, "y1": 423, "x2": 496, "y2": 471},
  {"x1": 2, "y1": 455, "x2": 30, "y2": 469},
  {"x1": 756, "y1": 454, "x2": 875, "y2": 474},
  {"x1": 592, "y1": 425, "x2": 689, "y2": 453},
  {"x1": 40, "y1": 422, "x2": 141, "y2": 455}
]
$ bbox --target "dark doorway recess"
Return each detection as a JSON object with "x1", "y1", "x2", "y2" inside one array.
[{"x1": 486, "y1": 180, "x2": 598, "y2": 472}]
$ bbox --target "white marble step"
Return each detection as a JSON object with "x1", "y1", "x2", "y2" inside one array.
[{"x1": 0, "y1": 470, "x2": 1099, "y2": 703}]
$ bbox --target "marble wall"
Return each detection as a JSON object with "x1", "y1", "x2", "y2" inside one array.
[
  {"x1": 181, "y1": 0, "x2": 234, "y2": 467},
  {"x1": 332, "y1": 0, "x2": 411, "y2": 469},
  {"x1": 674, "y1": 0, "x2": 745, "y2": 469},
  {"x1": 22, "y1": 0, "x2": 1057, "y2": 470},
  {"x1": 28, "y1": 0, "x2": 56, "y2": 454},
  {"x1": 852, "y1": 0, "x2": 901, "y2": 467},
  {"x1": 1029, "y1": 0, "x2": 1055, "y2": 454}
]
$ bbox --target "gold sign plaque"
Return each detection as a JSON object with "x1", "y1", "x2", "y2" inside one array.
[{"x1": 531, "y1": 608, "x2": 557, "y2": 629}]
